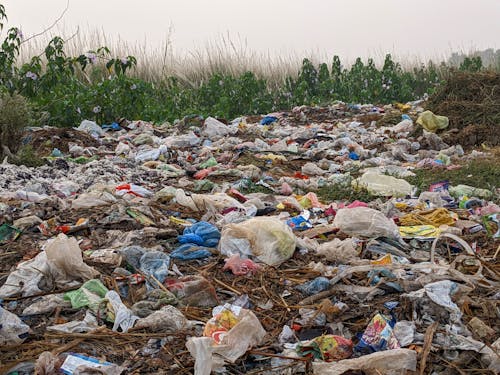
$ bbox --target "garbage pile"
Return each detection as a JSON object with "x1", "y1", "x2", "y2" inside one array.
[{"x1": 0, "y1": 101, "x2": 499, "y2": 374}]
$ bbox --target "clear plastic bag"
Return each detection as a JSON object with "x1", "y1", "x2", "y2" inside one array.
[
  {"x1": 354, "y1": 172, "x2": 412, "y2": 197},
  {"x1": 0, "y1": 306, "x2": 30, "y2": 346},
  {"x1": 219, "y1": 217, "x2": 296, "y2": 266},
  {"x1": 333, "y1": 207, "x2": 401, "y2": 240}
]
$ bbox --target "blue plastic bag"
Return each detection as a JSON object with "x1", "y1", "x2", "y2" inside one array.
[
  {"x1": 171, "y1": 243, "x2": 212, "y2": 260},
  {"x1": 348, "y1": 151, "x2": 359, "y2": 160},
  {"x1": 178, "y1": 221, "x2": 220, "y2": 247},
  {"x1": 139, "y1": 251, "x2": 170, "y2": 286},
  {"x1": 260, "y1": 116, "x2": 278, "y2": 125},
  {"x1": 296, "y1": 277, "x2": 330, "y2": 295}
]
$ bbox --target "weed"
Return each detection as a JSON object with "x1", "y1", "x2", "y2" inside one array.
[
  {"x1": 13, "y1": 145, "x2": 45, "y2": 167},
  {"x1": 0, "y1": 93, "x2": 31, "y2": 158},
  {"x1": 406, "y1": 158, "x2": 500, "y2": 197}
]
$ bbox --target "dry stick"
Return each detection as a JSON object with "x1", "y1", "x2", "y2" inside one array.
[
  {"x1": 51, "y1": 338, "x2": 85, "y2": 355},
  {"x1": 213, "y1": 277, "x2": 242, "y2": 295},
  {"x1": 419, "y1": 322, "x2": 438, "y2": 375}
]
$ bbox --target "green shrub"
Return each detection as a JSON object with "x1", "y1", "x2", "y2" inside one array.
[{"x1": 0, "y1": 93, "x2": 31, "y2": 158}]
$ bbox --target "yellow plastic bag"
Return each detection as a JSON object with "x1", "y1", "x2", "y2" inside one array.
[{"x1": 416, "y1": 110, "x2": 449, "y2": 133}]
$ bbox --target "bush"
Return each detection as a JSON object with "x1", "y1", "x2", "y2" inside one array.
[{"x1": 0, "y1": 93, "x2": 31, "y2": 159}]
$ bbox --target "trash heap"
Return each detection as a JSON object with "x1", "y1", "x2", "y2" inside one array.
[{"x1": 0, "y1": 101, "x2": 499, "y2": 374}]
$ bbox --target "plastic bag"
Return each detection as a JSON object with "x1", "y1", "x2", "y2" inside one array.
[
  {"x1": 165, "y1": 275, "x2": 218, "y2": 307},
  {"x1": 354, "y1": 172, "x2": 412, "y2": 197},
  {"x1": 134, "y1": 145, "x2": 168, "y2": 162},
  {"x1": 45, "y1": 234, "x2": 99, "y2": 283},
  {"x1": 333, "y1": 207, "x2": 401, "y2": 240},
  {"x1": 416, "y1": 110, "x2": 449, "y2": 132},
  {"x1": 312, "y1": 348, "x2": 417, "y2": 375},
  {"x1": 222, "y1": 254, "x2": 261, "y2": 276},
  {"x1": 134, "y1": 305, "x2": 189, "y2": 332},
  {"x1": 178, "y1": 221, "x2": 220, "y2": 247},
  {"x1": 115, "y1": 183, "x2": 153, "y2": 198},
  {"x1": 23, "y1": 294, "x2": 71, "y2": 315},
  {"x1": 0, "y1": 306, "x2": 30, "y2": 346},
  {"x1": 77, "y1": 120, "x2": 104, "y2": 137},
  {"x1": 449, "y1": 184, "x2": 492, "y2": 199},
  {"x1": 316, "y1": 238, "x2": 359, "y2": 263},
  {"x1": 47, "y1": 311, "x2": 99, "y2": 334},
  {"x1": 186, "y1": 306, "x2": 266, "y2": 375},
  {"x1": 201, "y1": 117, "x2": 232, "y2": 139},
  {"x1": 72, "y1": 192, "x2": 116, "y2": 209},
  {"x1": 296, "y1": 277, "x2": 331, "y2": 295},
  {"x1": 139, "y1": 250, "x2": 170, "y2": 286},
  {"x1": 105, "y1": 290, "x2": 139, "y2": 332},
  {"x1": 218, "y1": 217, "x2": 296, "y2": 266},
  {"x1": 64, "y1": 279, "x2": 109, "y2": 311}
]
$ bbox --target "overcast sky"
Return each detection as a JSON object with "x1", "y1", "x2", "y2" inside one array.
[{"x1": 3, "y1": 0, "x2": 500, "y2": 60}]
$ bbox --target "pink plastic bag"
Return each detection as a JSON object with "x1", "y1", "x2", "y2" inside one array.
[{"x1": 223, "y1": 254, "x2": 260, "y2": 276}]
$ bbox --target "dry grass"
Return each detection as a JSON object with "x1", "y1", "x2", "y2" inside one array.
[{"x1": 16, "y1": 26, "x2": 458, "y2": 88}]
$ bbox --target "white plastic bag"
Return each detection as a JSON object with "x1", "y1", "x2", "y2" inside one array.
[
  {"x1": 333, "y1": 207, "x2": 401, "y2": 240},
  {"x1": 105, "y1": 291, "x2": 139, "y2": 333},
  {"x1": 312, "y1": 348, "x2": 417, "y2": 375},
  {"x1": 354, "y1": 172, "x2": 412, "y2": 197},
  {"x1": 316, "y1": 238, "x2": 359, "y2": 263},
  {"x1": 0, "y1": 306, "x2": 30, "y2": 346},
  {"x1": 219, "y1": 217, "x2": 296, "y2": 266},
  {"x1": 201, "y1": 117, "x2": 233, "y2": 140},
  {"x1": 77, "y1": 120, "x2": 104, "y2": 137},
  {"x1": 72, "y1": 192, "x2": 116, "y2": 209}
]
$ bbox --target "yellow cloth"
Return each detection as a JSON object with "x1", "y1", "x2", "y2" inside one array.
[{"x1": 399, "y1": 208, "x2": 455, "y2": 227}]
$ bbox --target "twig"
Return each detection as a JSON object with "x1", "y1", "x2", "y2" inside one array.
[
  {"x1": 420, "y1": 322, "x2": 438, "y2": 375},
  {"x1": 21, "y1": 0, "x2": 71, "y2": 45},
  {"x1": 213, "y1": 277, "x2": 242, "y2": 295}
]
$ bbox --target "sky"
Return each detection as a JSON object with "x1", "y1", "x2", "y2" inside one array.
[{"x1": 3, "y1": 0, "x2": 500, "y2": 61}]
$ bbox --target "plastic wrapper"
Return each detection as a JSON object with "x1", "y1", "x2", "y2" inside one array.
[
  {"x1": 296, "y1": 334, "x2": 353, "y2": 361},
  {"x1": 355, "y1": 313, "x2": 400, "y2": 353},
  {"x1": 333, "y1": 207, "x2": 401, "y2": 240},
  {"x1": 0, "y1": 306, "x2": 30, "y2": 346},
  {"x1": 60, "y1": 353, "x2": 125, "y2": 375},
  {"x1": 354, "y1": 172, "x2": 413, "y2": 197},
  {"x1": 219, "y1": 217, "x2": 296, "y2": 266}
]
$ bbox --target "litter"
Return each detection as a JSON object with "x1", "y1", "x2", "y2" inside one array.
[{"x1": 0, "y1": 100, "x2": 498, "y2": 374}]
